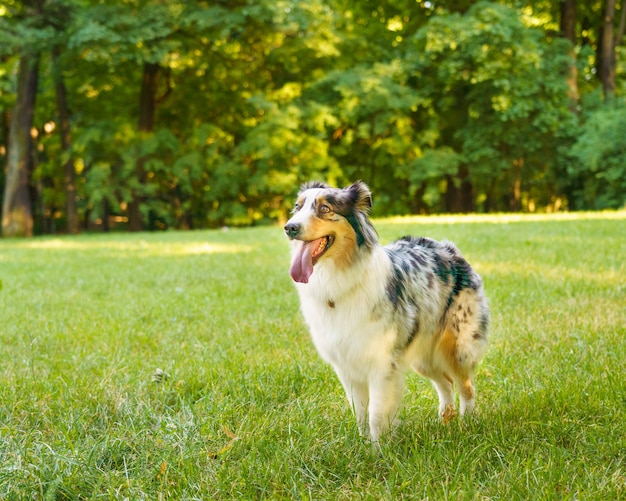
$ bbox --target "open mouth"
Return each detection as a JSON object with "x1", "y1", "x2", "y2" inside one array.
[
  {"x1": 310, "y1": 235, "x2": 334, "y2": 264},
  {"x1": 289, "y1": 235, "x2": 335, "y2": 283}
]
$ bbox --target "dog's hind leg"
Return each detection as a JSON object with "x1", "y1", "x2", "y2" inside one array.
[
  {"x1": 368, "y1": 370, "x2": 405, "y2": 442},
  {"x1": 457, "y1": 377, "x2": 475, "y2": 415},
  {"x1": 430, "y1": 373, "x2": 456, "y2": 418},
  {"x1": 445, "y1": 331, "x2": 479, "y2": 416}
]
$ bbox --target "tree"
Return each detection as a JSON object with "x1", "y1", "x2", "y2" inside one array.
[
  {"x1": 601, "y1": 0, "x2": 618, "y2": 99},
  {"x1": 406, "y1": 2, "x2": 577, "y2": 212},
  {"x1": 52, "y1": 47, "x2": 79, "y2": 234},
  {"x1": 128, "y1": 61, "x2": 165, "y2": 232},
  {"x1": 560, "y1": 0, "x2": 580, "y2": 108},
  {"x1": 1, "y1": 0, "x2": 625, "y2": 233},
  {"x1": 599, "y1": 0, "x2": 626, "y2": 101},
  {"x1": 570, "y1": 100, "x2": 626, "y2": 208},
  {"x1": 1, "y1": 0, "x2": 52, "y2": 237},
  {"x1": 49, "y1": 0, "x2": 80, "y2": 234},
  {"x1": 2, "y1": 0, "x2": 80, "y2": 236},
  {"x1": 2, "y1": 54, "x2": 39, "y2": 237}
]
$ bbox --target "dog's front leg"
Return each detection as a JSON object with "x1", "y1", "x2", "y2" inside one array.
[
  {"x1": 368, "y1": 370, "x2": 405, "y2": 442},
  {"x1": 335, "y1": 370, "x2": 369, "y2": 437}
]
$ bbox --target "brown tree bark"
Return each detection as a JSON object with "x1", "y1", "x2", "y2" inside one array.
[
  {"x1": 560, "y1": 0, "x2": 580, "y2": 108},
  {"x1": 52, "y1": 50, "x2": 79, "y2": 234},
  {"x1": 445, "y1": 164, "x2": 474, "y2": 213},
  {"x1": 509, "y1": 159, "x2": 524, "y2": 212},
  {"x1": 128, "y1": 62, "x2": 161, "y2": 232},
  {"x1": 1, "y1": 111, "x2": 8, "y2": 153},
  {"x1": 410, "y1": 182, "x2": 426, "y2": 214},
  {"x1": 617, "y1": 1, "x2": 626, "y2": 71},
  {"x1": 2, "y1": 55, "x2": 39, "y2": 238},
  {"x1": 560, "y1": 0, "x2": 577, "y2": 43},
  {"x1": 600, "y1": 0, "x2": 617, "y2": 101}
]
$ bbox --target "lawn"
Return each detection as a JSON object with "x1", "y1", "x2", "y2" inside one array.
[{"x1": 1, "y1": 213, "x2": 625, "y2": 500}]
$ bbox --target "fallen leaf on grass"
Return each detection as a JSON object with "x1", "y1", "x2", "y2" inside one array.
[
  {"x1": 155, "y1": 460, "x2": 167, "y2": 480},
  {"x1": 209, "y1": 426, "x2": 240, "y2": 459}
]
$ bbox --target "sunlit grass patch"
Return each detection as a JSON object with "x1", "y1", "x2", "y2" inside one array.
[
  {"x1": 381, "y1": 209, "x2": 626, "y2": 225},
  {"x1": 5, "y1": 231, "x2": 255, "y2": 256},
  {"x1": 1, "y1": 213, "x2": 625, "y2": 499}
]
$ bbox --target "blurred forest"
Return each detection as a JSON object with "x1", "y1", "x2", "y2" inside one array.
[{"x1": 1, "y1": 0, "x2": 625, "y2": 236}]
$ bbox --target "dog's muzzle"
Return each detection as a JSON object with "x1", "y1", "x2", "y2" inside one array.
[{"x1": 284, "y1": 222, "x2": 301, "y2": 239}]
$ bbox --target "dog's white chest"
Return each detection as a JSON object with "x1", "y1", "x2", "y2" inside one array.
[
  {"x1": 294, "y1": 248, "x2": 396, "y2": 380},
  {"x1": 297, "y1": 277, "x2": 395, "y2": 380}
]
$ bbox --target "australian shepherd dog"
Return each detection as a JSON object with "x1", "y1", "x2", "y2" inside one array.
[{"x1": 285, "y1": 181, "x2": 489, "y2": 442}]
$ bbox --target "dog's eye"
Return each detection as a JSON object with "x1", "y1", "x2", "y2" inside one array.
[
  {"x1": 293, "y1": 203, "x2": 301, "y2": 212},
  {"x1": 319, "y1": 204, "x2": 331, "y2": 214}
]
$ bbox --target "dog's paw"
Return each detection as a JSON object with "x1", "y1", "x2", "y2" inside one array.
[{"x1": 441, "y1": 404, "x2": 457, "y2": 424}]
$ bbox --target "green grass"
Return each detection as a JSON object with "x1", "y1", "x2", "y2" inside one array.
[{"x1": 1, "y1": 213, "x2": 625, "y2": 500}]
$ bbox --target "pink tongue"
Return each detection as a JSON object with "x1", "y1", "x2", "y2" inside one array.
[{"x1": 290, "y1": 239, "x2": 323, "y2": 283}]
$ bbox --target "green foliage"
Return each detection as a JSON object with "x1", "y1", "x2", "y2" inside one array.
[
  {"x1": 298, "y1": 61, "x2": 424, "y2": 213},
  {"x1": 1, "y1": 0, "x2": 626, "y2": 232},
  {"x1": 406, "y1": 2, "x2": 579, "y2": 211},
  {"x1": 569, "y1": 100, "x2": 626, "y2": 209},
  {"x1": 0, "y1": 214, "x2": 625, "y2": 497}
]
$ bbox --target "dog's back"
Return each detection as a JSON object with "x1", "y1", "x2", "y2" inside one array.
[
  {"x1": 384, "y1": 236, "x2": 489, "y2": 369},
  {"x1": 385, "y1": 236, "x2": 489, "y2": 417}
]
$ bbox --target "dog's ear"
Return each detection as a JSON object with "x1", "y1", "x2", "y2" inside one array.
[
  {"x1": 343, "y1": 180, "x2": 377, "y2": 248},
  {"x1": 345, "y1": 180, "x2": 372, "y2": 212},
  {"x1": 300, "y1": 181, "x2": 329, "y2": 193}
]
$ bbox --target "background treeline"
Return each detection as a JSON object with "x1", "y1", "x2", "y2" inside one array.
[{"x1": 1, "y1": 0, "x2": 625, "y2": 236}]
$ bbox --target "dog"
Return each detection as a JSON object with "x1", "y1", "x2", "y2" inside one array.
[{"x1": 285, "y1": 180, "x2": 489, "y2": 442}]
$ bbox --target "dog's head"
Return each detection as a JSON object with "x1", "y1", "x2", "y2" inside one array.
[{"x1": 284, "y1": 180, "x2": 378, "y2": 283}]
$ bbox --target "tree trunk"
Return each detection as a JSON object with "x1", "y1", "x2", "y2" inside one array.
[
  {"x1": 1, "y1": 110, "x2": 9, "y2": 153},
  {"x1": 600, "y1": 0, "x2": 616, "y2": 101},
  {"x1": 139, "y1": 62, "x2": 160, "y2": 133},
  {"x1": 53, "y1": 50, "x2": 79, "y2": 234},
  {"x1": 445, "y1": 165, "x2": 474, "y2": 213},
  {"x1": 619, "y1": 1, "x2": 626, "y2": 46},
  {"x1": 483, "y1": 178, "x2": 496, "y2": 213},
  {"x1": 2, "y1": 55, "x2": 39, "y2": 238},
  {"x1": 458, "y1": 164, "x2": 474, "y2": 213},
  {"x1": 410, "y1": 182, "x2": 426, "y2": 214},
  {"x1": 509, "y1": 159, "x2": 523, "y2": 212},
  {"x1": 128, "y1": 62, "x2": 160, "y2": 232},
  {"x1": 560, "y1": 0, "x2": 577, "y2": 44},
  {"x1": 560, "y1": 0, "x2": 580, "y2": 109},
  {"x1": 617, "y1": 1, "x2": 626, "y2": 77},
  {"x1": 444, "y1": 175, "x2": 457, "y2": 213}
]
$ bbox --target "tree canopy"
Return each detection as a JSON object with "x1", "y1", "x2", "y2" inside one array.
[{"x1": 1, "y1": 0, "x2": 625, "y2": 234}]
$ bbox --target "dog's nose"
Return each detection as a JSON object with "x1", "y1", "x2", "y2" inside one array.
[{"x1": 284, "y1": 222, "x2": 301, "y2": 239}]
